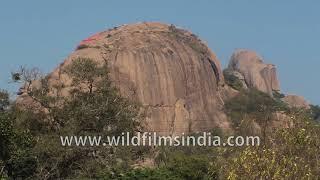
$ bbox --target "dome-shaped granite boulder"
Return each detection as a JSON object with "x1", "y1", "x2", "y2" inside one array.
[{"x1": 18, "y1": 22, "x2": 230, "y2": 135}]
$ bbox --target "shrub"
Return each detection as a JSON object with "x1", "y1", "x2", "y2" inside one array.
[
  {"x1": 168, "y1": 24, "x2": 207, "y2": 55},
  {"x1": 227, "y1": 112, "x2": 320, "y2": 179},
  {"x1": 310, "y1": 105, "x2": 320, "y2": 121},
  {"x1": 165, "y1": 152, "x2": 215, "y2": 180},
  {"x1": 225, "y1": 89, "x2": 287, "y2": 127},
  {"x1": 223, "y1": 69, "x2": 243, "y2": 91},
  {"x1": 272, "y1": 90, "x2": 285, "y2": 99},
  {"x1": 109, "y1": 150, "x2": 217, "y2": 180},
  {"x1": 0, "y1": 90, "x2": 9, "y2": 111},
  {"x1": 109, "y1": 168, "x2": 181, "y2": 180}
]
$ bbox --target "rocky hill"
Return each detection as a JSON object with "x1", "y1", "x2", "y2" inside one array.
[
  {"x1": 17, "y1": 22, "x2": 230, "y2": 135},
  {"x1": 225, "y1": 49, "x2": 310, "y2": 109},
  {"x1": 17, "y1": 22, "x2": 310, "y2": 135},
  {"x1": 226, "y1": 49, "x2": 280, "y2": 96}
]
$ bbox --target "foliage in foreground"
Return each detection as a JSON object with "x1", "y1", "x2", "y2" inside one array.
[
  {"x1": 226, "y1": 112, "x2": 320, "y2": 179},
  {"x1": 1, "y1": 58, "x2": 144, "y2": 179},
  {"x1": 224, "y1": 90, "x2": 320, "y2": 179}
]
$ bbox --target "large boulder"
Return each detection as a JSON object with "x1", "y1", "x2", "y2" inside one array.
[
  {"x1": 282, "y1": 95, "x2": 310, "y2": 109},
  {"x1": 228, "y1": 49, "x2": 280, "y2": 96},
  {"x1": 17, "y1": 22, "x2": 230, "y2": 135}
]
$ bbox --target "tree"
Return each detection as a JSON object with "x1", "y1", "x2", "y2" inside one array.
[
  {"x1": 0, "y1": 90, "x2": 36, "y2": 179},
  {"x1": 223, "y1": 69, "x2": 244, "y2": 91},
  {"x1": 64, "y1": 57, "x2": 107, "y2": 94},
  {"x1": 224, "y1": 89, "x2": 289, "y2": 140},
  {"x1": 9, "y1": 58, "x2": 144, "y2": 179},
  {"x1": 59, "y1": 57, "x2": 141, "y2": 135},
  {"x1": 0, "y1": 90, "x2": 12, "y2": 177},
  {"x1": 11, "y1": 66, "x2": 43, "y2": 93}
]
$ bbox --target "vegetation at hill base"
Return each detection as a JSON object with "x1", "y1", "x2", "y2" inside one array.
[{"x1": 0, "y1": 58, "x2": 319, "y2": 179}]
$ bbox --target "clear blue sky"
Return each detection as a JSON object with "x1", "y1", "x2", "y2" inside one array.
[{"x1": 0, "y1": 0, "x2": 319, "y2": 104}]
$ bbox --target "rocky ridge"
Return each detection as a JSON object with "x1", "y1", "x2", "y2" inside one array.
[
  {"x1": 225, "y1": 49, "x2": 310, "y2": 109},
  {"x1": 17, "y1": 22, "x2": 311, "y2": 135},
  {"x1": 227, "y1": 49, "x2": 280, "y2": 96}
]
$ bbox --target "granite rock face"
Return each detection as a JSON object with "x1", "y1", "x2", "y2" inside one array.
[
  {"x1": 17, "y1": 22, "x2": 230, "y2": 135},
  {"x1": 228, "y1": 49, "x2": 280, "y2": 96}
]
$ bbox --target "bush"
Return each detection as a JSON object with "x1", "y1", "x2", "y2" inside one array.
[
  {"x1": 154, "y1": 146, "x2": 221, "y2": 180},
  {"x1": 109, "y1": 168, "x2": 181, "y2": 180},
  {"x1": 225, "y1": 89, "x2": 288, "y2": 128},
  {"x1": 107, "y1": 150, "x2": 217, "y2": 180},
  {"x1": 272, "y1": 90, "x2": 285, "y2": 99},
  {"x1": 168, "y1": 24, "x2": 207, "y2": 55},
  {"x1": 227, "y1": 112, "x2": 320, "y2": 179},
  {"x1": 310, "y1": 105, "x2": 320, "y2": 121},
  {"x1": 0, "y1": 90, "x2": 9, "y2": 111},
  {"x1": 223, "y1": 69, "x2": 243, "y2": 91},
  {"x1": 165, "y1": 152, "x2": 215, "y2": 180}
]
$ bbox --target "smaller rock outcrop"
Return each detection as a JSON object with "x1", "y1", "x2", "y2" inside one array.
[
  {"x1": 282, "y1": 95, "x2": 310, "y2": 109},
  {"x1": 227, "y1": 49, "x2": 280, "y2": 96}
]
